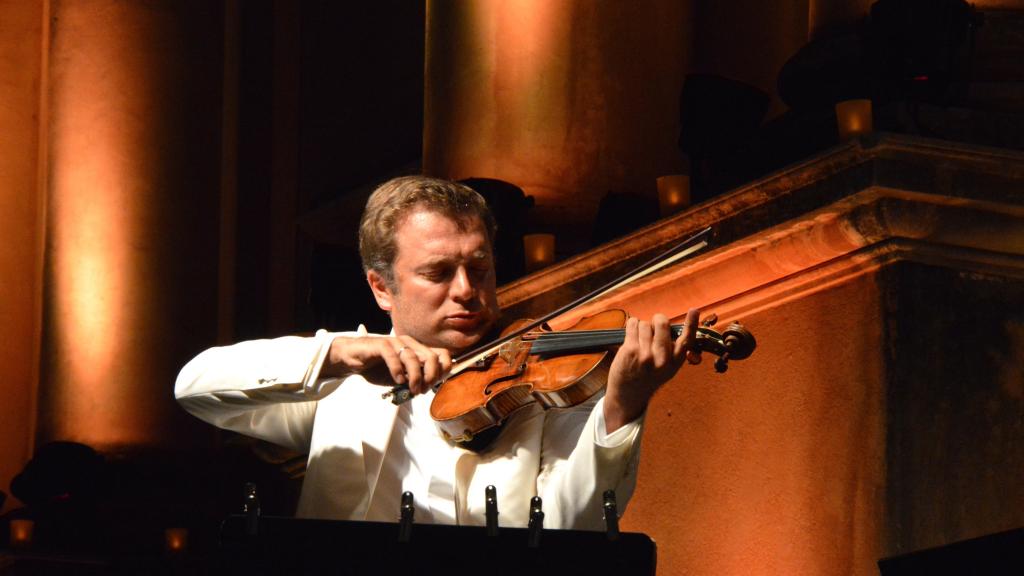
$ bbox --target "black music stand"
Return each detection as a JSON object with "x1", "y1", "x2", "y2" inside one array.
[
  {"x1": 878, "y1": 527, "x2": 1024, "y2": 575},
  {"x1": 218, "y1": 515, "x2": 656, "y2": 576}
]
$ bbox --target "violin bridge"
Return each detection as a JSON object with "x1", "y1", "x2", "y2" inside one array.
[{"x1": 498, "y1": 338, "x2": 521, "y2": 367}]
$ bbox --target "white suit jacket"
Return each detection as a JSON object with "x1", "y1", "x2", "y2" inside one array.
[{"x1": 175, "y1": 330, "x2": 644, "y2": 530}]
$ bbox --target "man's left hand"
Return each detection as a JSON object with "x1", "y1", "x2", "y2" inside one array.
[{"x1": 603, "y1": 309, "x2": 701, "y2": 433}]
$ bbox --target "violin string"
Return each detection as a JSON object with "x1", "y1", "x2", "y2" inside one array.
[
  {"x1": 530, "y1": 337, "x2": 619, "y2": 355},
  {"x1": 530, "y1": 325, "x2": 704, "y2": 340},
  {"x1": 526, "y1": 328, "x2": 625, "y2": 339},
  {"x1": 528, "y1": 326, "x2": 708, "y2": 355}
]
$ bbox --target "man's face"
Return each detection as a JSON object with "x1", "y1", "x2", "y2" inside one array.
[{"x1": 367, "y1": 208, "x2": 499, "y2": 352}]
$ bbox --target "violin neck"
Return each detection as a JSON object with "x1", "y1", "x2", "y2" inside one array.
[{"x1": 528, "y1": 324, "x2": 700, "y2": 356}]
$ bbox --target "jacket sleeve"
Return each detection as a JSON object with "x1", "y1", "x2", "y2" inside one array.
[
  {"x1": 174, "y1": 329, "x2": 354, "y2": 453},
  {"x1": 535, "y1": 393, "x2": 644, "y2": 530}
]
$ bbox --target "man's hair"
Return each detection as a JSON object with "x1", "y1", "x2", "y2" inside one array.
[{"x1": 358, "y1": 175, "x2": 496, "y2": 287}]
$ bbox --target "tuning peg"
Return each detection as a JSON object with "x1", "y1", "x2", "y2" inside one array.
[{"x1": 714, "y1": 352, "x2": 730, "y2": 373}]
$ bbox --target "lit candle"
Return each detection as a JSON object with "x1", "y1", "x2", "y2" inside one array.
[
  {"x1": 164, "y1": 527, "x2": 188, "y2": 553},
  {"x1": 656, "y1": 175, "x2": 691, "y2": 216},
  {"x1": 523, "y1": 233, "x2": 555, "y2": 272},
  {"x1": 835, "y1": 99, "x2": 873, "y2": 141},
  {"x1": 9, "y1": 519, "x2": 34, "y2": 548}
]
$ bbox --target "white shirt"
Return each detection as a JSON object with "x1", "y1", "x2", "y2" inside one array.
[{"x1": 378, "y1": 391, "x2": 458, "y2": 523}]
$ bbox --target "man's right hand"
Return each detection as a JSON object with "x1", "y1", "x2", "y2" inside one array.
[{"x1": 322, "y1": 335, "x2": 452, "y2": 395}]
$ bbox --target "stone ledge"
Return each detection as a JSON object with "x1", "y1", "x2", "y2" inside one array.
[{"x1": 498, "y1": 134, "x2": 1024, "y2": 326}]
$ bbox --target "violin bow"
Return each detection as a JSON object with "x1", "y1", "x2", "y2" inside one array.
[{"x1": 383, "y1": 226, "x2": 714, "y2": 404}]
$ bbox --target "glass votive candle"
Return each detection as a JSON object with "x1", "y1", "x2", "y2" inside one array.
[
  {"x1": 657, "y1": 175, "x2": 691, "y2": 216},
  {"x1": 835, "y1": 99, "x2": 873, "y2": 141},
  {"x1": 523, "y1": 233, "x2": 556, "y2": 272},
  {"x1": 9, "y1": 519, "x2": 34, "y2": 548},
  {"x1": 164, "y1": 527, "x2": 189, "y2": 553}
]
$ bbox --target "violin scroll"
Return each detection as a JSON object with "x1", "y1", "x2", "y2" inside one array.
[{"x1": 694, "y1": 322, "x2": 756, "y2": 373}]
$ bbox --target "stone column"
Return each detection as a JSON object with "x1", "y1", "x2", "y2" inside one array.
[
  {"x1": 424, "y1": 0, "x2": 692, "y2": 252},
  {"x1": 808, "y1": 0, "x2": 872, "y2": 39},
  {"x1": 37, "y1": 0, "x2": 223, "y2": 450},
  {"x1": 0, "y1": 0, "x2": 46, "y2": 513}
]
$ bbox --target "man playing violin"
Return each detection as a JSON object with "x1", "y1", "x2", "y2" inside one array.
[{"x1": 176, "y1": 175, "x2": 701, "y2": 530}]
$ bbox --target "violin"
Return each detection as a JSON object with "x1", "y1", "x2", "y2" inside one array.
[
  {"x1": 429, "y1": 308, "x2": 756, "y2": 443},
  {"x1": 382, "y1": 226, "x2": 757, "y2": 444}
]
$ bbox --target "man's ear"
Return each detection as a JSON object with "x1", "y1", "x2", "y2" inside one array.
[{"x1": 366, "y1": 269, "x2": 394, "y2": 312}]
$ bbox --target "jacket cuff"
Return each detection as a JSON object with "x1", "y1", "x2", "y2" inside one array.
[
  {"x1": 592, "y1": 396, "x2": 644, "y2": 448},
  {"x1": 302, "y1": 327, "x2": 366, "y2": 396}
]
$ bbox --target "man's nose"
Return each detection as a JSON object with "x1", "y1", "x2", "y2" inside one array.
[{"x1": 450, "y1": 267, "x2": 475, "y2": 301}]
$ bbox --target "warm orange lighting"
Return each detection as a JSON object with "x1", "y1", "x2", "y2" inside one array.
[
  {"x1": 425, "y1": 1, "x2": 692, "y2": 242},
  {"x1": 465, "y1": 0, "x2": 563, "y2": 105},
  {"x1": 164, "y1": 527, "x2": 188, "y2": 553},
  {"x1": 971, "y1": 0, "x2": 1021, "y2": 7},
  {"x1": 657, "y1": 175, "x2": 691, "y2": 216},
  {"x1": 9, "y1": 519, "x2": 34, "y2": 548},
  {"x1": 44, "y1": 1, "x2": 165, "y2": 447},
  {"x1": 835, "y1": 99, "x2": 872, "y2": 141},
  {"x1": 523, "y1": 233, "x2": 556, "y2": 272},
  {"x1": 0, "y1": 0, "x2": 46, "y2": 514},
  {"x1": 50, "y1": 72, "x2": 136, "y2": 444}
]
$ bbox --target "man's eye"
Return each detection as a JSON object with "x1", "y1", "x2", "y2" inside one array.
[{"x1": 422, "y1": 269, "x2": 451, "y2": 282}]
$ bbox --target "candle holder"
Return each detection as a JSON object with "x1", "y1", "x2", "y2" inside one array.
[
  {"x1": 835, "y1": 99, "x2": 873, "y2": 141},
  {"x1": 164, "y1": 527, "x2": 189, "y2": 553},
  {"x1": 9, "y1": 519, "x2": 34, "y2": 548},
  {"x1": 523, "y1": 233, "x2": 555, "y2": 272},
  {"x1": 656, "y1": 175, "x2": 691, "y2": 216}
]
